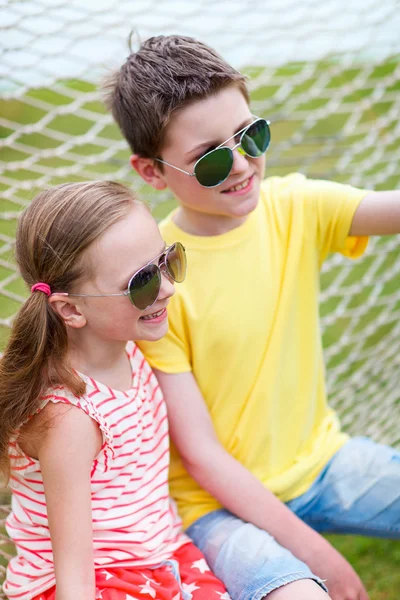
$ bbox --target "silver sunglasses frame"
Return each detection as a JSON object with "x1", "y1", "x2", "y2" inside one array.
[
  {"x1": 55, "y1": 242, "x2": 186, "y2": 309},
  {"x1": 154, "y1": 117, "x2": 271, "y2": 188}
]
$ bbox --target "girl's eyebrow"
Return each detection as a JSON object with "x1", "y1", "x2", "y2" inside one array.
[
  {"x1": 185, "y1": 117, "x2": 253, "y2": 158},
  {"x1": 119, "y1": 243, "x2": 167, "y2": 287}
]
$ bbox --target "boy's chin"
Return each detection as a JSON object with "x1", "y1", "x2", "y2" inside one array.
[{"x1": 230, "y1": 192, "x2": 259, "y2": 218}]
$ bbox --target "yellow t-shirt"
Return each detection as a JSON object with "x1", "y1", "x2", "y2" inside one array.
[{"x1": 138, "y1": 173, "x2": 369, "y2": 529}]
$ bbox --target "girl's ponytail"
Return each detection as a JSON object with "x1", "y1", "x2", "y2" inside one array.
[
  {"x1": 0, "y1": 180, "x2": 136, "y2": 479},
  {"x1": 0, "y1": 289, "x2": 84, "y2": 480}
]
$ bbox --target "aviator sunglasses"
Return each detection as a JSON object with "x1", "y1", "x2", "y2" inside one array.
[
  {"x1": 155, "y1": 117, "x2": 271, "y2": 188},
  {"x1": 60, "y1": 242, "x2": 186, "y2": 310}
]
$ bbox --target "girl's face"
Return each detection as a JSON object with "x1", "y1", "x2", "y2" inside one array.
[{"x1": 75, "y1": 203, "x2": 176, "y2": 343}]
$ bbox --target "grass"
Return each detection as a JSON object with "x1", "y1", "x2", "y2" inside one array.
[
  {"x1": 1, "y1": 58, "x2": 400, "y2": 598},
  {"x1": 325, "y1": 535, "x2": 400, "y2": 598}
]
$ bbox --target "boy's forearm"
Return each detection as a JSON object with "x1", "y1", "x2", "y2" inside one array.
[
  {"x1": 350, "y1": 190, "x2": 400, "y2": 236},
  {"x1": 184, "y1": 443, "x2": 330, "y2": 562},
  {"x1": 157, "y1": 369, "x2": 332, "y2": 559},
  {"x1": 184, "y1": 451, "x2": 370, "y2": 600}
]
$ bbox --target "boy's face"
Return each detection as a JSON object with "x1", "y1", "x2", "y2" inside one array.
[{"x1": 153, "y1": 86, "x2": 266, "y2": 231}]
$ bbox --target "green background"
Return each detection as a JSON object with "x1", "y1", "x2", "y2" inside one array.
[{"x1": 1, "y1": 58, "x2": 400, "y2": 597}]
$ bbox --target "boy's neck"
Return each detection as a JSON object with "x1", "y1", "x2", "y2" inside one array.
[{"x1": 173, "y1": 206, "x2": 249, "y2": 237}]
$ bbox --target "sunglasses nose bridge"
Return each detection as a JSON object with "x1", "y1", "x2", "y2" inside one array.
[
  {"x1": 158, "y1": 265, "x2": 176, "y2": 302},
  {"x1": 229, "y1": 138, "x2": 247, "y2": 158},
  {"x1": 159, "y1": 260, "x2": 173, "y2": 283},
  {"x1": 229, "y1": 144, "x2": 250, "y2": 175}
]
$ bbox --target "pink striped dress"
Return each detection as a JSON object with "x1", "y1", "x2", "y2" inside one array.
[{"x1": 4, "y1": 342, "x2": 189, "y2": 600}]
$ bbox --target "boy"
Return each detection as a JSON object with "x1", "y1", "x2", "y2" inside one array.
[{"x1": 103, "y1": 35, "x2": 400, "y2": 600}]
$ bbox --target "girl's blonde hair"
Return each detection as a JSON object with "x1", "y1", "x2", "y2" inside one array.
[{"x1": 0, "y1": 180, "x2": 136, "y2": 478}]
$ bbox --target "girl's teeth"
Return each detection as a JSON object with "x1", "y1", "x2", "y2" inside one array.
[{"x1": 142, "y1": 309, "x2": 164, "y2": 321}]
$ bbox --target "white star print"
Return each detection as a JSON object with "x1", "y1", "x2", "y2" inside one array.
[
  {"x1": 139, "y1": 580, "x2": 157, "y2": 598},
  {"x1": 216, "y1": 592, "x2": 232, "y2": 599},
  {"x1": 182, "y1": 581, "x2": 200, "y2": 594},
  {"x1": 172, "y1": 594, "x2": 181, "y2": 600},
  {"x1": 101, "y1": 570, "x2": 114, "y2": 581},
  {"x1": 142, "y1": 573, "x2": 161, "y2": 585},
  {"x1": 191, "y1": 558, "x2": 210, "y2": 573}
]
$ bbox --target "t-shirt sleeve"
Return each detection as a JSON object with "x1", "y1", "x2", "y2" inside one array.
[
  {"x1": 269, "y1": 173, "x2": 370, "y2": 264},
  {"x1": 137, "y1": 294, "x2": 192, "y2": 374}
]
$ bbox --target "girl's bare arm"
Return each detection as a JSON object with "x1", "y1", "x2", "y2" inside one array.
[{"x1": 29, "y1": 402, "x2": 102, "y2": 600}]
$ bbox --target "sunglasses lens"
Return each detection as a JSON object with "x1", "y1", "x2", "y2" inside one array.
[
  {"x1": 241, "y1": 119, "x2": 271, "y2": 157},
  {"x1": 165, "y1": 242, "x2": 187, "y2": 283},
  {"x1": 194, "y1": 147, "x2": 233, "y2": 187},
  {"x1": 129, "y1": 264, "x2": 161, "y2": 309}
]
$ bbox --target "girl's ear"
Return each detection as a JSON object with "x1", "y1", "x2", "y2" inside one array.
[
  {"x1": 130, "y1": 154, "x2": 167, "y2": 190},
  {"x1": 48, "y1": 295, "x2": 87, "y2": 329}
]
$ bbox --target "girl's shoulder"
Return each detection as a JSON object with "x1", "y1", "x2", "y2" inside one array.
[
  {"x1": 127, "y1": 341, "x2": 158, "y2": 389},
  {"x1": 17, "y1": 397, "x2": 101, "y2": 461},
  {"x1": 39, "y1": 383, "x2": 92, "y2": 415},
  {"x1": 126, "y1": 340, "x2": 146, "y2": 370},
  {"x1": 12, "y1": 386, "x2": 99, "y2": 471}
]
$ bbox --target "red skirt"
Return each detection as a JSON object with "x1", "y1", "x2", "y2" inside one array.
[{"x1": 33, "y1": 542, "x2": 229, "y2": 600}]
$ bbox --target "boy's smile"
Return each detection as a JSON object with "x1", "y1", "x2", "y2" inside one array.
[
  {"x1": 152, "y1": 86, "x2": 266, "y2": 236},
  {"x1": 221, "y1": 175, "x2": 254, "y2": 195}
]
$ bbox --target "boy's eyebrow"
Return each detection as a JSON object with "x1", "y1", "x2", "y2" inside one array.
[{"x1": 185, "y1": 117, "x2": 254, "y2": 157}]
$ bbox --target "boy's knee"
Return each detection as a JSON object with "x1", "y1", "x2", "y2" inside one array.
[{"x1": 266, "y1": 579, "x2": 330, "y2": 599}]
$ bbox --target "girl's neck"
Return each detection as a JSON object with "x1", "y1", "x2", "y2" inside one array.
[{"x1": 67, "y1": 333, "x2": 133, "y2": 392}]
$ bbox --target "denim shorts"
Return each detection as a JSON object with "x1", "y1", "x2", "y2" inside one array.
[{"x1": 186, "y1": 437, "x2": 400, "y2": 599}]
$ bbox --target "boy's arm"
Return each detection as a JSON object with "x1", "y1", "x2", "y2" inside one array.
[
  {"x1": 35, "y1": 402, "x2": 102, "y2": 600},
  {"x1": 155, "y1": 369, "x2": 369, "y2": 600},
  {"x1": 350, "y1": 190, "x2": 400, "y2": 236}
]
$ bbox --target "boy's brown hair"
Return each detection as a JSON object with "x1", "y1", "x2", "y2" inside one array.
[{"x1": 103, "y1": 35, "x2": 249, "y2": 158}]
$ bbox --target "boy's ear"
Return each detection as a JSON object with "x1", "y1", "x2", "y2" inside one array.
[
  {"x1": 48, "y1": 295, "x2": 87, "y2": 330},
  {"x1": 130, "y1": 154, "x2": 167, "y2": 190}
]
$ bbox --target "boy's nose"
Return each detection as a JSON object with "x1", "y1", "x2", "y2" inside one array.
[{"x1": 230, "y1": 146, "x2": 249, "y2": 173}]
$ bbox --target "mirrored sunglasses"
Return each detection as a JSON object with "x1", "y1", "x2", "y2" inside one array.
[
  {"x1": 59, "y1": 242, "x2": 186, "y2": 310},
  {"x1": 155, "y1": 118, "x2": 271, "y2": 188}
]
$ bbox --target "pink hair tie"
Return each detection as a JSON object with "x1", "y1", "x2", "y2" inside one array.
[{"x1": 31, "y1": 283, "x2": 51, "y2": 297}]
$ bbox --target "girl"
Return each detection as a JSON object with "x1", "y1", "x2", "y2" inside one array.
[{"x1": 0, "y1": 181, "x2": 229, "y2": 600}]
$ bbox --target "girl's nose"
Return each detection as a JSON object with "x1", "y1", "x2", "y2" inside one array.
[{"x1": 158, "y1": 269, "x2": 175, "y2": 301}]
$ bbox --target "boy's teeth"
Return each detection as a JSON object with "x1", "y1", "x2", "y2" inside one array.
[
  {"x1": 142, "y1": 309, "x2": 164, "y2": 321},
  {"x1": 227, "y1": 178, "x2": 249, "y2": 192}
]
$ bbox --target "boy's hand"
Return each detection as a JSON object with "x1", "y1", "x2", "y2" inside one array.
[{"x1": 304, "y1": 542, "x2": 369, "y2": 600}]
